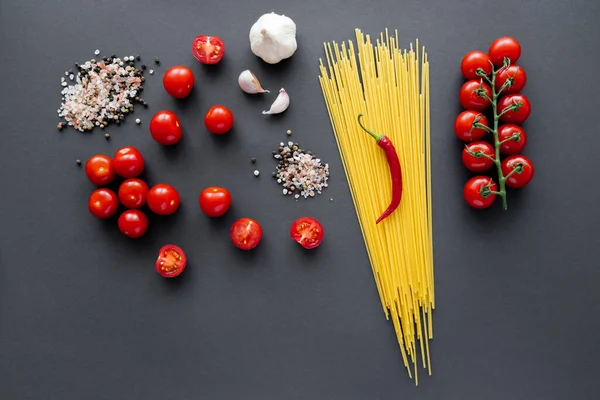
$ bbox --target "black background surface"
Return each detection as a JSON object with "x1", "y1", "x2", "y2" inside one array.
[{"x1": 1, "y1": 1, "x2": 600, "y2": 399}]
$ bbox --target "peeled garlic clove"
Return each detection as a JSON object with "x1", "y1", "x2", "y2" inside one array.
[
  {"x1": 238, "y1": 70, "x2": 269, "y2": 94},
  {"x1": 262, "y1": 88, "x2": 289, "y2": 115}
]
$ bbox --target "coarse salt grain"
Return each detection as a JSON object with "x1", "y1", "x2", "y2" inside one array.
[
  {"x1": 254, "y1": 170, "x2": 260, "y2": 176},
  {"x1": 149, "y1": 69, "x2": 154, "y2": 74},
  {"x1": 94, "y1": 49, "x2": 100, "y2": 55},
  {"x1": 135, "y1": 118, "x2": 141, "y2": 124}
]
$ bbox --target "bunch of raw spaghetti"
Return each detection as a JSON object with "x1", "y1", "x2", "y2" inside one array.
[{"x1": 318, "y1": 29, "x2": 434, "y2": 384}]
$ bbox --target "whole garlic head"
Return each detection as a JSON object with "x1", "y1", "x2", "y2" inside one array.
[{"x1": 249, "y1": 12, "x2": 297, "y2": 64}]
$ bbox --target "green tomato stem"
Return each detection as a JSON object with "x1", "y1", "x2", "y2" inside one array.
[{"x1": 490, "y1": 66, "x2": 508, "y2": 210}]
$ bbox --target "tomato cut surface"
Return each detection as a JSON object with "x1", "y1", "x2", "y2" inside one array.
[
  {"x1": 290, "y1": 217, "x2": 324, "y2": 249},
  {"x1": 192, "y1": 35, "x2": 225, "y2": 65},
  {"x1": 230, "y1": 218, "x2": 262, "y2": 250},
  {"x1": 155, "y1": 244, "x2": 187, "y2": 278}
]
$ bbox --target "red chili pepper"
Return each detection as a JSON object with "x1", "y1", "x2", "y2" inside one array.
[{"x1": 357, "y1": 114, "x2": 403, "y2": 224}]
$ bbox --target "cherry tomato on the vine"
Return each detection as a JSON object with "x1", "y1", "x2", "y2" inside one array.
[
  {"x1": 192, "y1": 35, "x2": 225, "y2": 65},
  {"x1": 454, "y1": 110, "x2": 489, "y2": 142},
  {"x1": 501, "y1": 155, "x2": 534, "y2": 189},
  {"x1": 118, "y1": 178, "x2": 149, "y2": 209},
  {"x1": 88, "y1": 188, "x2": 119, "y2": 219},
  {"x1": 495, "y1": 65, "x2": 527, "y2": 94},
  {"x1": 204, "y1": 105, "x2": 234, "y2": 134},
  {"x1": 163, "y1": 66, "x2": 194, "y2": 99},
  {"x1": 155, "y1": 244, "x2": 187, "y2": 278},
  {"x1": 290, "y1": 217, "x2": 324, "y2": 250},
  {"x1": 230, "y1": 218, "x2": 262, "y2": 250},
  {"x1": 150, "y1": 110, "x2": 182, "y2": 145},
  {"x1": 462, "y1": 141, "x2": 495, "y2": 172},
  {"x1": 147, "y1": 184, "x2": 180, "y2": 215},
  {"x1": 113, "y1": 146, "x2": 144, "y2": 178},
  {"x1": 460, "y1": 51, "x2": 493, "y2": 80},
  {"x1": 489, "y1": 36, "x2": 521, "y2": 67},
  {"x1": 498, "y1": 124, "x2": 527, "y2": 155},
  {"x1": 85, "y1": 155, "x2": 115, "y2": 186},
  {"x1": 464, "y1": 176, "x2": 497, "y2": 209},
  {"x1": 498, "y1": 94, "x2": 531, "y2": 124},
  {"x1": 459, "y1": 80, "x2": 492, "y2": 111},
  {"x1": 199, "y1": 186, "x2": 231, "y2": 217},
  {"x1": 118, "y1": 210, "x2": 149, "y2": 239}
]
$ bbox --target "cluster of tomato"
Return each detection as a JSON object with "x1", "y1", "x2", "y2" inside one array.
[{"x1": 456, "y1": 37, "x2": 535, "y2": 209}]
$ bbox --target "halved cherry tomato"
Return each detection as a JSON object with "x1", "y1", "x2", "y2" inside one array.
[
  {"x1": 113, "y1": 146, "x2": 144, "y2": 178},
  {"x1": 459, "y1": 80, "x2": 492, "y2": 111},
  {"x1": 192, "y1": 35, "x2": 225, "y2": 65},
  {"x1": 199, "y1": 186, "x2": 231, "y2": 217},
  {"x1": 464, "y1": 176, "x2": 497, "y2": 209},
  {"x1": 118, "y1": 210, "x2": 148, "y2": 239},
  {"x1": 501, "y1": 155, "x2": 534, "y2": 189},
  {"x1": 290, "y1": 217, "x2": 324, "y2": 249},
  {"x1": 150, "y1": 110, "x2": 182, "y2": 145},
  {"x1": 88, "y1": 188, "x2": 119, "y2": 219},
  {"x1": 147, "y1": 184, "x2": 180, "y2": 215},
  {"x1": 495, "y1": 65, "x2": 527, "y2": 94},
  {"x1": 454, "y1": 110, "x2": 489, "y2": 142},
  {"x1": 85, "y1": 154, "x2": 115, "y2": 186},
  {"x1": 118, "y1": 178, "x2": 149, "y2": 209},
  {"x1": 498, "y1": 125, "x2": 527, "y2": 155},
  {"x1": 155, "y1": 244, "x2": 187, "y2": 278},
  {"x1": 498, "y1": 94, "x2": 531, "y2": 124},
  {"x1": 204, "y1": 105, "x2": 234, "y2": 134},
  {"x1": 163, "y1": 66, "x2": 194, "y2": 99},
  {"x1": 460, "y1": 51, "x2": 492, "y2": 80},
  {"x1": 462, "y1": 141, "x2": 495, "y2": 172},
  {"x1": 230, "y1": 218, "x2": 262, "y2": 250},
  {"x1": 488, "y1": 37, "x2": 521, "y2": 67}
]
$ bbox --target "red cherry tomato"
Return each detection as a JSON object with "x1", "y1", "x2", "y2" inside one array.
[
  {"x1": 464, "y1": 176, "x2": 497, "y2": 209},
  {"x1": 163, "y1": 66, "x2": 194, "y2": 99},
  {"x1": 498, "y1": 94, "x2": 531, "y2": 124},
  {"x1": 495, "y1": 65, "x2": 527, "y2": 94},
  {"x1": 113, "y1": 146, "x2": 144, "y2": 178},
  {"x1": 85, "y1": 154, "x2": 115, "y2": 186},
  {"x1": 230, "y1": 218, "x2": 262, "y2": 250},
  {"x1": 498, "y1": 125, "x2": 527, "y2": 155},
  {"x1": 199, "y1": 187, "x2": 231, "y2": 217},
  {"x1": 460, "y1": 51, "x2": 493, "y2": 80},
  {"x1": 192, "y1": 35, "x2": 225, "y2": 65},
  {"x1": 501, "y1": 155, "x2": 534, "y2": 189},
  {"x1": 150, "y1": 110, "x2": 182, "y2": 145},
  {"x1": 147, "y1": 184, "x2": 180, "y2": 215},
  {"x1": 462, "y1": 141, "x2": 495, "y2": 172},
  {"x1": 118, "y1": 210, "x2": 149, "y2": 239},
  {"x1": 204, "y1": 105, "x2": 234, "y2": 134},
  {"x1": 88, "y1": 188, "x2": 119, "y2": 219},
  {"x1": 459, "y1": 80, "x2": 492, "y2": 111},
  {"x1": 118, "y1": 178, "x2": 149, "y2": 209},
  {"x1": 290, "y1": 217, "x2": 324, "y2": 249},
  {"x1": 454, "y1": 110, "x2": 489, "y2": 142},
  {"x1": 488, "y1": 36, "x2": 521, "y2": 67},
  {"x1": 155, "y1": 244, "x2": 187, "y2": 278}
]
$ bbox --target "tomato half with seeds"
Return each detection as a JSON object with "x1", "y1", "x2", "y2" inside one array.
[
  {"x1": 464, "y1": 176, "x2": 497, "y2": 209},
  {"x1": 155, "y1": 244, "x2": 187, "y2": 278},
  {"x1": 454, "y1": 110, "x2": 489, "y2": 142},
  {"x1": 147, "y1": 184, "x2": 180, "y2": 215},
  {"x1": 230, "y1": 218, "x2": 262, "y2": 250},
  {"x1": 498, "y1": 94, "x2": 531, "y2": 124},
  {"x1": 192, "y1": 35, "x2": 225, "y2": 65},
  {"x1": 88, "y1": 188, "x2": 119, "y2": 219},
  {"x1": 85, "y1": 154, "x2": 115, "y2": 186},
  {"x1": 204, "y1": 105, "x2": 234, "y2": 134},
  {"x1": 113, "y1": 146, "x2": 144, "y2": 178},
  {"x1": 460, "y1": 51, "x2": 493, "y2": 80},
  {"x1": 459, "y1": 80, "x2": 492, "y2": 111},
  {"x1": 150, "y1": 110, "x2": 182, "y2": 145},
  {"x1": 488, "y1": 37, "x2": 521, "y2": 67},
  {"x1": 199, "y1": 186, "x2": 231, "y2": 217},
  {"x1": 163, "y1": 66, "x2": 194, "y2": 99},
  {"x1": 290, "y1": 217, "x2": 324, "y2": 249},
  {"x1": 495, "y1": 65, "x2": 527, "y2": 94},
  {"x1": 118, "y1": 178, "x2": 149, "y2": 209},
  {"x1": 462, "y1": 141, "x2": 495, "y2": 172},
  {"x1": 118, "y1": 210, "x2": 148, "y2": 239},
  {"x1": 498, "y1": 125, "x2": 527, "y2": 155},
  {"x1": 501, "y1": 155, "x2": 535, "y2": 189}
]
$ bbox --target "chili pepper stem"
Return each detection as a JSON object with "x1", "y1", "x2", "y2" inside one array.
[
  {"x1": 357, "y1": 114, "x2": 383, "y2": 142},
  {"x1": 490, "y1": 66, "x2": 508, "y2": 210}
]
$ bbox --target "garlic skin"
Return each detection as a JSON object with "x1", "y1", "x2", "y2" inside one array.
[
  {"x1": 249, "y1": 12, "x2": 297, "y2": 64},
  {"x1": 262, "y1": 88, "x2": 289, "y2": 115},
  {"x1": 238, "y1": 70, "x2": 269, "y2": 94}
]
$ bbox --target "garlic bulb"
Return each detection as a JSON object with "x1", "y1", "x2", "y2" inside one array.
[
  {"x1": 263, "y1": 88, "x2": 289, "y2": 115},
  {"x1": 249, "y1": 12, "x2": 297, "y2": 64},
  {"x1": 238, "y1": 70, "x2": 269, "y2": 94}
]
